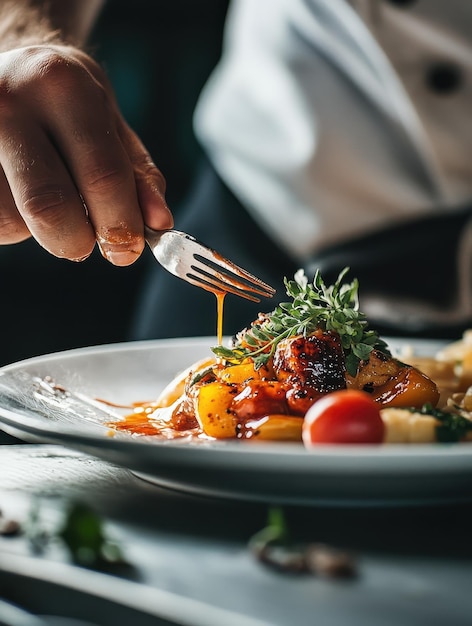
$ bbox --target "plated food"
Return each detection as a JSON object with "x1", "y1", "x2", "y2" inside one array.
[{"x1": 107, "y1": 269, "x2": 472, "y2": 446}]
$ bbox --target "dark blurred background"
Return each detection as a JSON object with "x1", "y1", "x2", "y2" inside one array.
[{"x1": 0, "y1": 0, "x2": 229, "y2": 366}]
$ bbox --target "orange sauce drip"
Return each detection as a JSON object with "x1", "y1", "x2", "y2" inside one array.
[
  {"x1": 106, "y1": 286, "x2": 227, "y2": 437},
  {"x1": 216, "y1": 291, "x2": 226, "y2": 347},
  {"x1": 109, "y1": 411, "x2": 162, "y2": 436}
]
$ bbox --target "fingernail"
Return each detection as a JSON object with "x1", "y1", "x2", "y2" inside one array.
[
  {"x1": 150, "y1": 192, "x2": 174, "y2": 228},
  {"x1": 161, "y1": 205, "x2": 174, "y2": 228},
  {"x1": 99, "y1": 244, "x2": 140, "y2": 266},
  {"x1": 97, "y1": 228, "x2": 143, "y2": 266}
]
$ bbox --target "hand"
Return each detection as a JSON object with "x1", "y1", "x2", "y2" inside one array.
[{"x1": 0, "y1": 44, "x2": 173, "y2": 265}]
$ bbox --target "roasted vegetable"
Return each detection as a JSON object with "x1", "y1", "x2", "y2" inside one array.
[
  {"x1": 194, "y1": 381, "x2": 238, "y2": 438},
  {"x1": 348, "y1": 349, "x2": 440, "y2": 409}
]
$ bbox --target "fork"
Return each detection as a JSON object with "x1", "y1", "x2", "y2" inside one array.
[{"x1": 144, "y1": 226, "x2": 276, "y2": 302}]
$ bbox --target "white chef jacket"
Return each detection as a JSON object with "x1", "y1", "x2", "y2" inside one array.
[{"x1": 194, "y1": 0, "x2": 472, "y2": 265}]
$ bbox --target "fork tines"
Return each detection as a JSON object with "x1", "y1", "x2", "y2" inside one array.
[
  {"x1": 144, "y1": 226, "x2": 276, "y2": 303},
  {"x1": 188, "y1": 252, "x2": 276, "y2": 303}
]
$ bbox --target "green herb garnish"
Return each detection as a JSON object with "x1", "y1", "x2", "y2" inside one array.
[{"x1": 212, "y1": 267, "x2": 390, "y2": 376}]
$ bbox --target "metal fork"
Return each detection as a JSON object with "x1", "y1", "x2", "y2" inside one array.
[{"x1": 144, "y1": 226, "x2": 276, "y2": 302}]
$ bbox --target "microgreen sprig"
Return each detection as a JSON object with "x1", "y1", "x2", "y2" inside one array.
[{"x1": 212, "y1": 267, "x2": 390, "y2": 376}]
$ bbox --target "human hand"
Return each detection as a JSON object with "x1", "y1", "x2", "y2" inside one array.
[{"x1": 0, "y1": 44, "x2": 173, "y2": 265}]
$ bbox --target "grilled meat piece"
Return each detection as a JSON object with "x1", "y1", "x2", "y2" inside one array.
[
  {"x1": 232, "y1": 380, "x2": 289, "y2": 421},
  {"x1": 348, "y1": 349, "x2": 403, "y2": 391},
  {"x1": 274, "y1": 329, "x2": 347, "y2": 390},
  {"x1": 274, "y1": 329, "x2": 347, "y2": 414}
]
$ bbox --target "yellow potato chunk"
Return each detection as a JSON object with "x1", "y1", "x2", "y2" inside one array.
[
  {"x1": 381, "y1": 408, "x2": 439, "y2": 443},
  {"x1": 196, "y1": 381, "x2": 238, "y2": 438}
]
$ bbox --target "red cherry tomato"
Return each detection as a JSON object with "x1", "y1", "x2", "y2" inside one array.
[{"x1": 302, "y1": 389, "x2": 385, "y2": 445}]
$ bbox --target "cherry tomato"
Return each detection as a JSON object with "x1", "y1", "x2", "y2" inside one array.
[{"x1": 302, "y1": 389, "x2": 385, "y2": 445}]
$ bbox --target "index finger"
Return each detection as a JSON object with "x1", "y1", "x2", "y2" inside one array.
[
  {"x1": 46, "y1": 107, "x2": 148, "y2": 265},
  {"x1": 36, "y1": 56, "x2": 171, "y2": 265}
]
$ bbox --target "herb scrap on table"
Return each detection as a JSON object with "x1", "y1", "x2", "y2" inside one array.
[
  {"x1": 249, "y1": 507, "x2": 358, "y2": 579},
  {"x1": 0, "y1": 508, "x2": 21, "y2": 537},
  {"x1": 23, "y1": 498, "x2": 129, "y2": 571},
  {"x1": 59, "y1": 501, "x2": 127, "y2": 569}
]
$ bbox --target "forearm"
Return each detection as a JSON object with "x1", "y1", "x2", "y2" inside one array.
[{"x1": 0, "y1": 0, "x2": 106, "y2": 50}]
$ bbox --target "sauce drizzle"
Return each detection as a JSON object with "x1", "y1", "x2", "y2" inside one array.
[
  {"x1": 216, "y1": 290, "x2": 226, "y2": 347},
  {"x1": 106, "y1": 286, "x2": 228, "y2": 437}
]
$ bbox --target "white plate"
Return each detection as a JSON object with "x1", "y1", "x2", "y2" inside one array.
[{"x1": 0, "y1": 336, "x2": 471, "y2": 507}]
